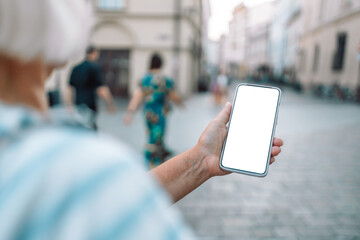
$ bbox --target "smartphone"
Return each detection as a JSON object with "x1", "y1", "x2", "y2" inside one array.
[{"x1": 219, "y1": 84, "x2": 281, "y2": 177}]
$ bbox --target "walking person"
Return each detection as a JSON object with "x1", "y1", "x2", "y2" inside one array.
[
  {"x1": 45, "y1": 70, "x2": 61, "y2": 107},
  {"x1": 68, "y1": 46, "x2": 116, "y2": 130},
  {"x1": 124, "y1": 53, "x2": 184, "y2": 167}
]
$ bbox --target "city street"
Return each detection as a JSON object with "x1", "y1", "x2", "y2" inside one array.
[{"x1": 98, "y1": 85, "x2": 360, "y2": 240}]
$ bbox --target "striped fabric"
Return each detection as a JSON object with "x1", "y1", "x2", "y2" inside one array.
[{"x1": 0, "y1": 103, "x2": 196, "y2": 240}]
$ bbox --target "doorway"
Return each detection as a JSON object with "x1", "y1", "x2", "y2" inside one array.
[{"x1": 98, "y1": 49, "x2": 130, "y2": 97}]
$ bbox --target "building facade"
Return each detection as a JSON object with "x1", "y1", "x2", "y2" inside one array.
[
  {"x1": 227, "y1": 3, "x2": 248, "y2": 79},
  {"x1": 206, "y1": 40, "x2": 220, "y2": 80},
  {"x1": 218, "y1": 34, "x2": 230, "y2": 74},
  {"x1": 245, "y1": 1, "x2": 276, "y2": 74},
  {"x1": 53, "y1": 0, "x2": 207, "y2": 99},
  {"x1": 218, "y1": 1, "x2": 276, "y2": 80},
  {"x1": 269, "y1": 0, "x2": 303, "y2": 83},
  {"x1": 201, "y1": 0, "x2": 211, "y2": 74},
  {"x1": 218, "y1": 4, "x2": 248, "y2": 80},
  {"x1": 269, "y1": 0, "x2": 292, "y2": 76},
  {"x1": 93, "y1": 0, "x2": 206, "y2": 97},
  {"x1": 298, "y1": 0, "x2": 360, "y2": 92}
]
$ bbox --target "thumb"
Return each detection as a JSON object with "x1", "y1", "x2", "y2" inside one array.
[{"x1": 214, "y1": 102, "x2": 232, "y2": 124}]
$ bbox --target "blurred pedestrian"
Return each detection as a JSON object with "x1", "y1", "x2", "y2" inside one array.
[
  {"x1": 45, "y1": 70, "x2": 61, "y2": 107},
  {"x1": 213, "y1": 71, "x2": 229, "y2": 105},
  {"x1": 124, "y1": 54, "x2": 184, "y2": 167},
  {"x1": 0, "y1": 1, "x2": 283, "y2": 239},
  {"x1": 68, "y1": 46, "x2": 116, "y2": 130}
]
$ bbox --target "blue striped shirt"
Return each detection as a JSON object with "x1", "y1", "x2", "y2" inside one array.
[{"x1": 0, "y1": 103, "x2": 196, "y2": 240}]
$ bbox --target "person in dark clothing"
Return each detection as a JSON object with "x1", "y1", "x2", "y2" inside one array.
[{"x1": 68, "y1": 46, "x2": 115, "y2": 129}]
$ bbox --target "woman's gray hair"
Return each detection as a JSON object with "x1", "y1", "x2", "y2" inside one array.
[{"x1": 0, "y1": 0, "x2": 92, "y2": 64}]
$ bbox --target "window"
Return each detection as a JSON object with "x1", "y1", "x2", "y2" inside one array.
[
  {"x1": 98, "y1": 0, "x2": 125, "y2": 10},
  {"x1": 312, "y1": 45, "x2": 320, "y2": 72},
  {"x1": 332, "y1": 33, "x2": 347, "y2": 71}
]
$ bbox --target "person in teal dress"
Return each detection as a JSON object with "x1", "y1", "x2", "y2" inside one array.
[{"x1": 124, "y1": 54, "x2": 184, "y2": 167}]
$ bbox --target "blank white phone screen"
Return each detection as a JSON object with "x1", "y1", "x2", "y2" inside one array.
[{"x1": 221, "y1": 85, "x2": 280, "y2": 174}]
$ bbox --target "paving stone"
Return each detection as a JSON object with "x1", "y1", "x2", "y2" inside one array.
[
  {"x1": 274, "y1": 227, "x2": 297, "y2": 237},
  {"x1": 296, "y1": 225, "x2": 336, "y2": 237},
  {"x1": 221, "y1": 225, "x2": 252, "y2": 238},
  {"x1": 251, "y1": 227, "x2": 275, "y2": 238},
  {"x1": 334, "y1": 227, "x2": 360, "y2": 237}
]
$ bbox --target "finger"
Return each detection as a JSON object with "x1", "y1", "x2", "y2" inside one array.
[
  {"x1": 271, "y1": 146, "x2": 281, "y2": 156},
  {"x1": 273, "y1": 137, "x2": 284, "y2": 147},
  {"x1": 269, "y1": 157, "x2": 275, "y2": 165},
  {"x1": 214, "y1": 102, "x2": 232, "y2": 124}
]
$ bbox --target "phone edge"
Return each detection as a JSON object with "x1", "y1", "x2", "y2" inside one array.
[{"x1": 219, "y1": 83, "x2": 282, "y2": 178}]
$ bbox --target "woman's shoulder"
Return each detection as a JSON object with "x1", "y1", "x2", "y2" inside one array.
[
  {"x1": 0, "y1": 118, "x2": 147, "y2": 194},
  {"x1": 50, "y1": 126, "x2": 143, "y2": 167},
  {"x1": 0, "y1": 103, "x2": 144, "y2": 172}
]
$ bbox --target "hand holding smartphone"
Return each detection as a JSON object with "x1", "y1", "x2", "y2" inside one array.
[{"x1": 220, "y1": 84, "x2": 281, "y2": 177}]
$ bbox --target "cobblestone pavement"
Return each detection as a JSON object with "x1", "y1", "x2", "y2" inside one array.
[{"x1": 98, "y1": 85, "x2": 360, "y2": 240}]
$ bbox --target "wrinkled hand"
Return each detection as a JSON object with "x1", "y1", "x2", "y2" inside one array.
[{"x1": 196, "y1": 102, "x2": 284, "y2": 177}]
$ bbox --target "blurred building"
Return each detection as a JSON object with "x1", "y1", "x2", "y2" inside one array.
[
  {"x1": 298, "y1": 0, "x2": 360, "y2": 91},
  {"x1": 201, "y1": 0, "x2": 211, "y2": 73},
  {"x1": 285, "y1": 0, "x2": 304, "y2": 72},
  {"x1": 51, "y1": 0, "x2": 210, "y2": 99},
  {"x1": 228, "y1": 3, "x2": 248, "y2": 79},
  {"x1": 218, "y1": 1, "x2": 276, "y2": 80},
  {"x1": 218, "y1": 34, "x2": 230, "y2": 74},
  {"x1": 269, "y1": 0, "x2": 293, "y2": 76},
  {"x1": 199, "y1": 0, "x2": 212, "y2": 91},
  {"x1": 270, "y1": 0, "x2": 360, "y2": 93},
  {"x1": 245, "y1": 1, "x2": 276, "y2": 74},
  {"x1": 206, "y1": 40, "x2": 220, "y2": 79},
  {"x1": 269, "y1": 0, "x2": 304, "y2": 83},
  {"x1": 218, "y1": 4, "x2": 247, "y2": 80},
  {"x1": 92, "y1": 0, "x2": 210, "y2": 97}
]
